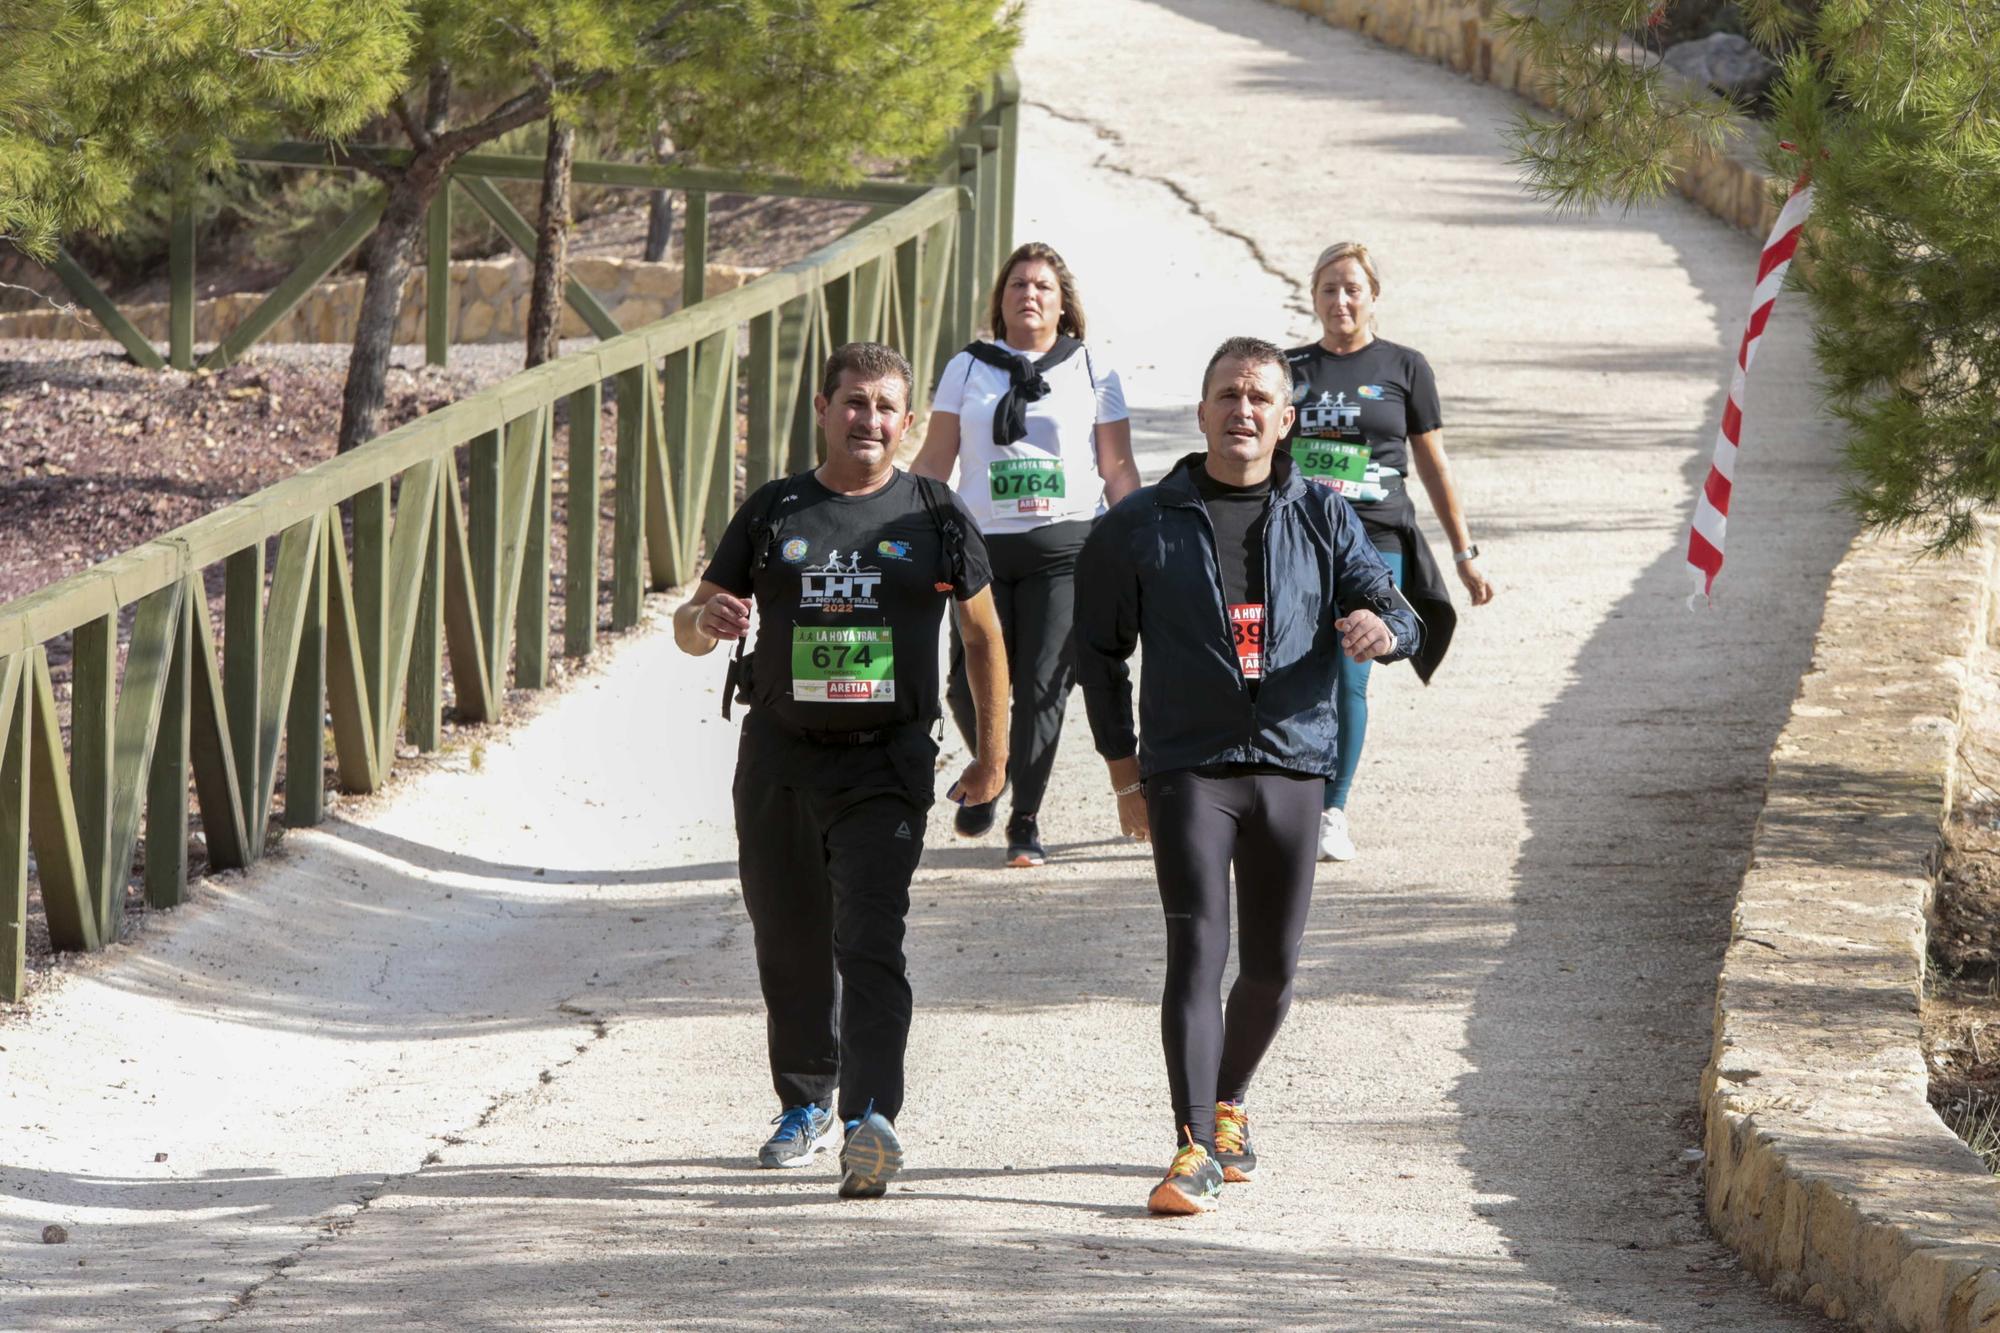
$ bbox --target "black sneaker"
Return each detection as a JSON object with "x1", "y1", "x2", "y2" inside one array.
[
  {"x1": 838, "y1": 1107, "x2": 904, "y2": 1199},
  {"x1": 1004, "y1": 812, "x2": 1046, "y2": 868},
  {"x1": 758, "y1": 1103, "x2": 835, "y2": 1168},
  {"x1": 1215, "y1": 1100, "x2": 1258, "y2": 1182},
  {"x1": 1147, "y1": 1132, "x2": 1224, "y2": 1216},
  {"x1": 954, "y1": 797, "x2": 999, "y2": 838}
]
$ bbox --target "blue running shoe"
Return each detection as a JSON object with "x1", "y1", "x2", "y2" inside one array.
[
  {"x1": 759, "y1": 1104, "x2": 835, "y2": 1168},
  {"x1": 838, "y1": 1106, "x2": 904, "y2": 1199}
]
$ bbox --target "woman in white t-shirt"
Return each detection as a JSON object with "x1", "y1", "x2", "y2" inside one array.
[{"x1": 912, "y1": 241, "x2": 1140, "y2": 867}]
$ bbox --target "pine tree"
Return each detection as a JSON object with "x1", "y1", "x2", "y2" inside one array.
[
  {"x1": 0, "y1": 0, "x2": 411, "y2": 261},
  {"x1": 1502, "y1": 0, "x2": 2000, "y2": 549},
  {"x1": 336, "y1": 0, "x2": 1020, "y2": 452}
]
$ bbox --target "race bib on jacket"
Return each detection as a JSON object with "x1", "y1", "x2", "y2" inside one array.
[{"x1": 1228, "y1": 603, "x2": 1264, "y2": 679}]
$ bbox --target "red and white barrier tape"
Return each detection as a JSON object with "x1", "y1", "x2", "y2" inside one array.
[{"x1": 1687, "y1": 160, "x2": 1815, "y2": 600}]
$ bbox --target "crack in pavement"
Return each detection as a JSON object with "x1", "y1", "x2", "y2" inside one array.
[
  {"x1": 170, "y1": 1006, "x2": 615, "y2": 1330},
  {"x1": 1024, "y1": 97, "x2": 1314, "y2": 322}
]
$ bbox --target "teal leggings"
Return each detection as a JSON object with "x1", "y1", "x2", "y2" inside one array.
[{"x1": 1326, "y1": 550, "x2": 1403, "y2": 811}]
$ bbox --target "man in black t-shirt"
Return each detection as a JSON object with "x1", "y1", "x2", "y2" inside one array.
[{"x1": 674, "y1": 342, "x2": 1008, "y2": 1200}]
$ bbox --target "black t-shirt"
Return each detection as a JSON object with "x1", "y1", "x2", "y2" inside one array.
[
  {"x1": 1281, "y1": 337, "x2": 1441, "y2": 505},
  {"x1": 1192, "y1": 466, "x2": 1268, "y2": 606},
  {"x1": 703, "y1": 469, "x2": 992, "y2": 737},
  {"x1": 1193, "y1": 465, "x2": 1270, "y2": 689}
]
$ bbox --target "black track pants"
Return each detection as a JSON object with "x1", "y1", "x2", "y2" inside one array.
[
  {"x1": 946, "y1": 519, "x2": 1090, "y2": 818},
  {"x1": 733, "y1": 773, "x2": 929, "y2": 1124},
  {"x1": 1147, "y1": 767, "x2": 1325, "y2": 1150}
]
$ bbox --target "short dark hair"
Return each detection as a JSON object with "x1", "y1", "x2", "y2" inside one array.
[
  {"x1": 1201, "y1": 336, "x2": 1293, "y2": 398},
  {"x1": 820, "y1": 342, "x2": 913, "y2": 405}
]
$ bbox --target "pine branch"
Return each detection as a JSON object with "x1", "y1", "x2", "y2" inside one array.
[
  {"x1": 239, "y1": 44, "x2": 324, "y2": 63},
  {"x1": 0, "y1": 276, "x2": 77, "y2": 317}
]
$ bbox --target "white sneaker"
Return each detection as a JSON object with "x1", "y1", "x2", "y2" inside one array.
[{"x1": 1317, "y1": 807, "x2": 1357, "y2": 862}]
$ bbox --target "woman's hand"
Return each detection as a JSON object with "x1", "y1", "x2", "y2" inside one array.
[{"x1": 1456, "y1": 558, "x2": 1495, "y2": 606}]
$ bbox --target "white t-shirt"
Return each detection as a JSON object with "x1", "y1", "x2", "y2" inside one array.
[{"x1": 932, "y1": 339, "x2": 1129, "y2": 535}]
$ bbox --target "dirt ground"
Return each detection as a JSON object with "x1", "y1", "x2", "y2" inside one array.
[{"x1": 1926, "y1": 793, "x2": 2000, "y2": 1169}]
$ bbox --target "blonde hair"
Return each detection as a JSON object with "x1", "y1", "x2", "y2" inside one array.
[{"x1": 1310, "y1": 241, "x2": 1381, "y2": 296}]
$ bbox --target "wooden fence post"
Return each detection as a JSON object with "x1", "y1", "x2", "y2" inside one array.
[
  {"x1": 683, "y1": 191, "x2": 709, "y2": 308},
  {"x1": 169, "y1": 179, "x2": 196, "y2": 372},
  {"x1": 565, "y1": 382, "x2": 602, "y2": 658},
  {"x1": 427, "y1": 185, "x2": 453, "y2": 368}
]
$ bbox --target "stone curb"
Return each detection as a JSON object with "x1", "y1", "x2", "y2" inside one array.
[
  {"x1": 1703, "y1": 526, "x2": 2000, "y2": 1331},
  {"x1": 1263, "y1": 0, "x2": 1780, "y2": 236}
]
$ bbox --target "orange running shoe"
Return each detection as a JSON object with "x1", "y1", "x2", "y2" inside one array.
[
  {"x1": 1147, "y1": 1129, "x2": 1224, "y2": 1215},
  {"x1": 1214, "y1": 1100, "x2": 1258, "y2": 1182}
]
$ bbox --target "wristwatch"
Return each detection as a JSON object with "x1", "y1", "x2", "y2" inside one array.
[{"x1": 1453, "y1": 545, "x2": 1480, "y2": 563}]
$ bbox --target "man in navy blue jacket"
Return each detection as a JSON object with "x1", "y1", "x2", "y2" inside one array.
[{"x1": 1072, "y1": 335, "x2": 1419, "y2": 1216}]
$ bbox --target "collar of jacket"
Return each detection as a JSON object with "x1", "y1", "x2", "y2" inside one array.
[{"x1": 1155, "y1": 449, "x2": 1309, "y2": 510}]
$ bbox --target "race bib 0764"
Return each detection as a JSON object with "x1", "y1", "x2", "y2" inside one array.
[
  {"x1": 988, "y1": 456, "x2": 1068, "y2": 517},
  {"x1": 791, "y1": 626, "x2": 895, "y2": 702}
]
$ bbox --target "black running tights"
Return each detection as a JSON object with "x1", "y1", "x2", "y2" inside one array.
[
  {"x1": 1147, "y1": 767, "x2": 1325, "y2": 1151},
  {"x1": 945, "y1": 519, "x2": 1090, "y2": 817}
]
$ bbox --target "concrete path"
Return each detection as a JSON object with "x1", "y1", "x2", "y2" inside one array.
[{"x1": 1, "y1": 1, "x2": 1855, "y2": 1327}]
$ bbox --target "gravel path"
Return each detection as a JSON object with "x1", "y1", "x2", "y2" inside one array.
[{"x1": 0, "y1": 2, "x2": 1855, "y2": 1327}]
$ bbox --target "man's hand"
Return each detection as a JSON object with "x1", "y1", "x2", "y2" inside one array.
[
  {"x1": 1117, "y1": 787, "x2": 1150, "y2": 841},
  {"x1": 1107, "y1": 754, "x2": 1148, "y2": 841},
  {"x1": 947, "y1": 756, "x2": 1006, "y2": 807},
  {"x1": 1334, "y1": 608, "x2": 1394, "y2": 663},
  {"x1": 696, "y1": 592, "x2": 752, "y2": 641}
]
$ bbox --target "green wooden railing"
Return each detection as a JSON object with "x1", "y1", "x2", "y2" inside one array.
[
  {"x1": 0, "y1": 71, "x2": 1019, "y2": 1002},
  {"x1": 41, "y1": 72, "x2": 1021, "y2": 375}
]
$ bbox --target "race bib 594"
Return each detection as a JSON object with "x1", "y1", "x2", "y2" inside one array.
[{"x1": 1294, "y1": 440, "x2": 1371, "y2": 498}]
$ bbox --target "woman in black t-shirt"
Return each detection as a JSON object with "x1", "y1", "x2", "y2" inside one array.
[{"x1": 1282, "y1": 241, "x2": 1495, "y2": 863}]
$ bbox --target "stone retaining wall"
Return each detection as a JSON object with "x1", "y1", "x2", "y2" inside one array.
[
  {"x1": 1702, "y1": 526, "x2": 2000, "y2": 1332},
  {"x1": 1265, "y1": 0, "x2": 1779, "y2": 236},
  {"x1": 0, "y1": 255, "x2": 757, "y2": 347}
]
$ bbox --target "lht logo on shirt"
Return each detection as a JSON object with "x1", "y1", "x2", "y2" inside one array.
[
  {"x1": 1299, "y1": 391, "x2": 1360, "y2": 436},
  {"x1": 799, "y1": 551, "x2": 883, "y2": 611}
]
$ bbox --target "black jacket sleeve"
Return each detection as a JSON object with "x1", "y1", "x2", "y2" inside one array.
[
  {"x1": 1329, "y1": 499, "x2": 1421, "y2": 661},
  {"x1": 1071, "y1": 507, "x2": 1142, "y2": 761}
]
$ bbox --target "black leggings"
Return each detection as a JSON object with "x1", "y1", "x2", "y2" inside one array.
[
  {"x1": 946, "y1": 519, "x2": 1090, "y2": 817},
  {"x1": 1147, "y1": 766, "x2": 1325, "y2": 1150}
]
